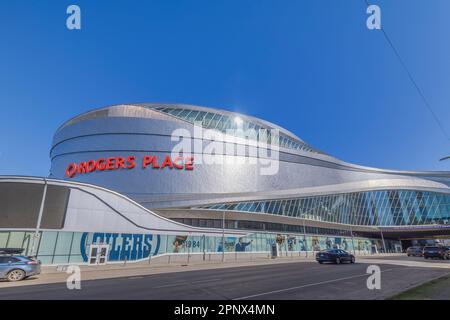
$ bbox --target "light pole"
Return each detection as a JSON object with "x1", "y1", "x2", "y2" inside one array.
[
  {"x1": 302, "y1": 215, "x2": 307, "y2": 258},
  {"x1": 350, "y1": 226, "x2": 356, "y2": 256},
  {"x1": 222, "y1": 210, "x2": 225, "y2": 262},
  {"x1": 31, "y1": 178, "x2": 47, "y2": 257},
  {"x1": 380, "y1": 227, "x2": 387, "y2": 254}
]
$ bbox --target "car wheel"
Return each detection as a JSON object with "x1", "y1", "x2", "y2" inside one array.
[
  {"x1": 335, "y1": 257, "x2": 341, "y2": 264},
  {"x1": 318, "y1": 261, "x2": 323, "y2": 264},
  {"x1": 407, "y1": 254, "x2": 411, "y2": 257},
  {"x1": 7, "y1": 269, "x2": 26, "y2": 282},
  {"x1": 351, "y1": 257, "x2": 355, "y2": 264}
]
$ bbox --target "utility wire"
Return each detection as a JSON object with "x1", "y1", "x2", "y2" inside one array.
[{"x1": 365, "y1": 0, "x2": 450, "y2": 143}]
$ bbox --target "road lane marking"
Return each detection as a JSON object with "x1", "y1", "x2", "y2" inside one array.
[
  {"x1": 153, "y1": 278, "x2": 223, "y2": 289},
  {"x1": 153, "y1": 281, "x2": 188, "y2": 288},
  {"x1": 191, "y1": 278, "x2": 222, "y2": 284},
  {"x1": 233, "y1": 268, "x2": 394, "y2": 300}
]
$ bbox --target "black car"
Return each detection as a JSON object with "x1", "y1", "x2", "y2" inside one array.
[
  {"x1": 423, "y1": 246, "x2": 450, "y2": 260},
  {"x1": 316, "y1": 249, "x2": 355, "y2": 264},
  {"x1": 406, "y1": 246, "x2": 424, "y2": 257}
]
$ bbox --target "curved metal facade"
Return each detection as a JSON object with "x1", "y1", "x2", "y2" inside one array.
[{"x1": 49, "y1": 103, "x2": 450, "y2": 229}]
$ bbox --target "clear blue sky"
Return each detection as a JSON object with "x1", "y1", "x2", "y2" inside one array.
[{"x1": 0, "y1": 0, "x2": 449, "y2": 176}]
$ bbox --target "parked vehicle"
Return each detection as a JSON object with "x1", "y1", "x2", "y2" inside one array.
[
  {"x1": 316, "y1": 249, "x2": 355, "y2": 264},
  {"x1": 423, "y1": 246, "x2": 450, "y2": 260},
  {"x1": 406, "y1": 246, "x2": 424, "y2": 257},
  {"x1": 0, "y1": 248, "x2": 41, "y2": 282}
]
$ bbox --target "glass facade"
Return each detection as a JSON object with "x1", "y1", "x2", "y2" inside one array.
[
  {"x1": 0, "y1": 183, "x2": 44, "y2": 228},
  {"x1": 0, "y1": 230, "x2": 402, "y2": 265},
  {"x1": 152, "y1": 106, "x2": 324, "y2": 154},
  {"x1": 40, "y1": 185, "x2": 70, "y2": 229},
  {"x1": 0, "y1": 183, "x2": 70, "y2": 229},
  {"x1": 197, "y1": 190, "x2": 450, "y2": 226}
]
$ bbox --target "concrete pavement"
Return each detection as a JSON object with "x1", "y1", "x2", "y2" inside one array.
[
  {"x1": 359, "y1": 255, "x2": 450, "y2": 269},
  {"x1": 0, "y1": 254, "x2": 319, "y2": 288},
  {"x1": 0, "y1": 255, "x2": 449, "y2": 299},
  {"x1": 0, "y1": 253, "x2": 409, "y2": 289}
]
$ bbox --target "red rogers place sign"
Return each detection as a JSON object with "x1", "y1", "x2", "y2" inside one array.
[{"x1": 65, "y1": 154, "x2": 194, "y2": 178}]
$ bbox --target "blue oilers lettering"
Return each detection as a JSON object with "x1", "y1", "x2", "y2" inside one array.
[{"x1": 80, "y1": 232, "x2": 160, "y2": 262}]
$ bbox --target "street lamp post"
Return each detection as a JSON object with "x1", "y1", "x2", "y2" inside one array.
[
  {"x1": 350, "y1": 226, "x2": 356, "y2": 256},
  {"x1": 302, "y1": 215, "x2": 307, "y2": 258},
  {"x1": 380, "y1": 227, "x2": 387, "y2": 254},
  {"x1": 222, "y1": 210, "x2": 225, "y2": 263},
  {"x1": 31, "y1": 178, "x2": 48, "y2": 257}
]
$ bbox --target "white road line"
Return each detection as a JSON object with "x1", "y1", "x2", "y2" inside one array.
[
  {"x1": 233, "y1": 268, "x2": 394, "y2": 300},
  {"x1": 153, "y1": 281, "x2": 188, "y2": 288},
  {"x1": 191, "y1": 278, "x2": 222, "y2": 284},
  {"x1": 153, "y1": 278, "x2": 223, "y2": 289}
]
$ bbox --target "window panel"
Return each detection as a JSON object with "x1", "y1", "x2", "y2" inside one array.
[
  {"x1": 41, "y1": 185, "x2": 70, "y2": 229},
  {"x1": 0, "y1": 182, "x2": 43, "y2": 228}
]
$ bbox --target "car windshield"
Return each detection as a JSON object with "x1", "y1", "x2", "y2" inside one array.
[{"x1": 424, "y1": 246, "x2": 439, "y2": 250}]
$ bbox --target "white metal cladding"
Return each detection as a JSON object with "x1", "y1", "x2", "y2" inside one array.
[
  {"x1": 49, "y1": 103, "x2": 450, "y2": 214},
  {"x1": 0, "y1": 177, "x2": 245, "y2": 236},
  {"x1": 55, "y1": 103, "x2": 307, "y2": 147}
]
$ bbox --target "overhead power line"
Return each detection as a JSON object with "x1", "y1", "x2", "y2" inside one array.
[{"x1": 365, "y1": 0, "x2": 450, "y2": 144}]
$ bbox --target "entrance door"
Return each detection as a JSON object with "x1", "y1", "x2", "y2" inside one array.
[
  {"x1": 98, "y1": 245, "x2": 108, "y2": 265},
  {"x1": 88, "y1": 244, "x2": 109, "y2": 265}
]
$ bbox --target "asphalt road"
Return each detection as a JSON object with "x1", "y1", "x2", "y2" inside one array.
[{"x1": 0, "y1": 260, "x2": 448, "y2": 300}]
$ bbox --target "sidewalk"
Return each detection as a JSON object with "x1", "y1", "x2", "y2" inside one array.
[
  {"x1": 0, "y1": 252, "x2": 403, "y2": 288},
  {"x1": 358, "y1": 257, "x2": 450, "y2": 269}
]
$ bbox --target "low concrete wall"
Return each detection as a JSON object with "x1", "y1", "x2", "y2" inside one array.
[
  {"x1": 108, "y1": 250, "x2": 402, "y2": 266},
  {"x1": 42, "y1": 251, "x2": 405, "y2": 275},
  {"x1": 44, "y1": 250, "x2": 403, "y2": 268}
]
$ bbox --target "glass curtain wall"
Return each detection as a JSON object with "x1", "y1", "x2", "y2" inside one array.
[{"x1": 199, "y1": 190, "x2": 450, "y2": 226}]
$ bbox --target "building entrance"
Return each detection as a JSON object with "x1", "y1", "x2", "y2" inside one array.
[{"x1": 88, "y1": 244, "x2": 109, "y2": 265}]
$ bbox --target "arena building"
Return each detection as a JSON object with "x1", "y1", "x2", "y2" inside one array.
[{"x1": 1, "y1": 103, "x2": 449, "y2": 264}]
